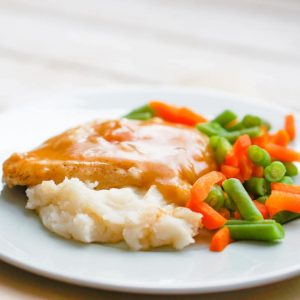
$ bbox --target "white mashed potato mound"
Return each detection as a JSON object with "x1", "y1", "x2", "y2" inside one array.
[{"x1": 26, "y1": 178, "x2": 202, "y2": 250}]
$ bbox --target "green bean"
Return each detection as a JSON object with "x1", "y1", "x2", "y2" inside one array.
[
  {"x1": 222, "y1": 127, "x2": 262, "y2": 143},
  {"x1": 261, "y1": 119, "x2": 272, "y2": 131},
  {"x1": 255, "y1": 196, "x2": 268, "y2": 204},
  {"x1": 215, "y1": 137, "x2": 232, "y2": 164},
  {"x1": 209, "y1": 136, "x2": 220, "y2": 149},
  {"x1": 247, "y1": 145, "x2": 271, "y2": 167},
  {"x1": 242, "y1": 114, "x2": 262, "y2": 128},
  {"x1": 283, "y1": 162, "x2": 299, "y2": 177},
  {"x1": 244, "y1": 177, "x2": 270, "y2": 196},
  {"x1": 279, "y1": 176, "x2": 294, "y2": 185},
  {"x1": 272, "y1": 211, "x2": 300, "y2": 224},
  {"x1": 224, "y1": 195, "x2": 236, "y2": 211},
  {"x1": 225, "y1": 222, "x2": 285, "y2": 241},
  {"x1": 196, "y1": 122, "x2": 227, "y2": 137},
  {"x1": 124, "y1": 104, "x2": 155, "y2": 120},
  {"x1": 205, "y1": 184, "x2": 225, "y2": 211},
  {"x1": 226, "y1": 219, "x2": 275, "y2": 225},
  {"x1": 222, "y1": 178, "x2": 263, "y2": 221},
  {"x1": 213, "y1": 110, "x2": 237, "y2": 127},
  {"x1": 264, "y1": 161, "x2": 286, "y2": 182},
  {"x1": 227, "y1": 121, "x2": 244, "y2": 132}
]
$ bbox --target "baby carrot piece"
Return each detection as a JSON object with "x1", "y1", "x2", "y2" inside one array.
[
  {"x1": 285, "y1": 114, "x2": 296, "y2": 141},
  {"x1": 186, "y1": 171, "x2": 226, "y2": 211},
  {"x1": 224, "y1": 152, "x2": 239, "y2": 167},
  {"x1": 233, "y1": 134, "x2": 252, "y2": 158},
  {"x1": 252, "y1": 165, "x2": 264, "y2": 177},
  {"x1": 266, "y1": 190, "x2": 300, "y2": 217},
  {"x1": 271, "y1": 129, "x2": 290, "y2": 147},
  {"x1": 220, "y1": 165, "x2": 240, "y2": 178},
  {"x1": 251, "y1": 126, "x2": 269, "y2": 148},
  {"x1": 149, "y1": 101, "x2": 207, "y2": 126},
  {"x1": 210, "y1": 227, "x2": 232, "y2": 252},
  {"x1": 265, "y1": 143, "x2": 300, "y2": 162},
  {"x1": 253, "y1": 200, "x2": 269, "y2": 219},
  {"x1": 196, "y1": 202, "x2": 227, "y2": 230},
  {"x1": 271, "y1": 183, "x2": 300, "y2": 194}
]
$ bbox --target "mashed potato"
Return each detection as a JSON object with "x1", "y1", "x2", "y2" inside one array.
[{"x1": 26, "y1": 178, "x2": 202, "y2": 250}]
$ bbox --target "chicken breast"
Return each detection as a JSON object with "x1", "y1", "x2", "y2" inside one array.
[{"x1": 3, "y1": 118, "x2": 216, "y2": 205}]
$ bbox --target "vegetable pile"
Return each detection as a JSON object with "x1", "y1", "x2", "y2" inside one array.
[{"x1": 125, "y1": 101, "x2": 300, "y2": 252}]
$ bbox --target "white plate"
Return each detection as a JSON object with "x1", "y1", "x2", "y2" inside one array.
[{"x1": 0, "y1": 87, "x2": 300, "y2": 295}]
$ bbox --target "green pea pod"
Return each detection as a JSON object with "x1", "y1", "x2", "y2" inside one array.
[
  {"x1": 213, "y1": 110, "x2": 237, "y2": 127},
  {"x1": 124, "y1": 104, "x2": 155, "y2": 120}
]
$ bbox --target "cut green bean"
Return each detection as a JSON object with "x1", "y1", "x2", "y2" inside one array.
[
  {"x1": 215, "y1": 137, "x2": 232, "y2": 165},
  {"x1": 255, "y1": 196, "x2": 268, "y2": 204},
  {"x1": 222, "y1": 127, "x2": 262, "y2": 143},
  {"x1": 227, "y1": 121, "x2": 244, "y2": 132},
  {"x1": 196, "y1": 122, "x2": 227, "y2": 137},
  {"x1": 244, "y1": 177, "x2": 270, "y2": 196},
  {"x1": 222, "y1": 178, "x2": 263, "y2": 221},
  {"x1": 224, "y1": 195, "x2": 236, "y2": 211},
  {"x1": 272, "y1": 211, "x2": 300, "y2": 224},
  {"x1": 213, "y1": 110, "x2": 237, "y2": 127},
  {"x1": 283, "y1": 162, "x2": 299, "y2": 177},
  {"x1": 226, "y1": 219, "x2": 275, "y2": 225},
  {"x1": 242, "y1": 114, "x2": 262, "y2": 128},
  {"x1": 205, "y1": 184, "x2": 225, "y2": 211},
  {"x1": 124, "y1": 104, "x2": 155, "y2": 120},
  {"x1": 225, "y1": 222, "x2": 285, "y2": 241},
  {"x1": 279, "y1": 176, "x2": 294, "y2": 185},
  {"x1": 209, "y1": 136, "x2": 220, "y2": 149},
  {"x1": 264, "y1": 161, "x2": 286, "y2": 182},
  {"x1": 247, "y1": 145, "x2": 271, "y2": 167}
]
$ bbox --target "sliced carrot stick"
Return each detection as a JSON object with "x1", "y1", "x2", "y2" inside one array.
[
  {"x1": 233, "y1": 211, "x2": 241, "y2": 220},
  {"x1": 264, "y1": 143, "x2": 300, "y2": 162},
  {"x1": 271, "y1": 129, "x2": 290, "y2": 147},
  {"x1": 271, "y1": 182, "x2": 300, "y2": 194},
  {"x1": 239, "y1": 155, "x2": 253, "y2": 181},
  {"x1": 210, "y1": 227, "x2": 232, "y2": 252},
  {"x1": 253, "y1": 200, "x2": 269, "y2": 219},
  {"x1": 285, "y1": 114, "x2": 296, "y2": 141},
  {"x1": 265, "y1": 190, "x2": 300, "y2": 217},
  {"x1": 149, "y1": 101, "x2": 207, "y2": 126},
  {"x1": 233, "y1": 134, "x2": 252, "y2": 158},
  {"x1": 252, "y1": 126, "x2": 269, "y2": 148},
  {"x1": 195, "y1": 202, "x2": 227, "y2": 230},
  {"x1": 224, "y1": 152, "x2": 239, "y2": 167},
  {"x1": 252, "y1": 165, "x2": 264, "y2": 177},
  {"x1": 220, "y1": 164, "x2": 240, "y2": 178},
  {"x1": 186, "y1": 171, "x2": 226, "y2": 211}
]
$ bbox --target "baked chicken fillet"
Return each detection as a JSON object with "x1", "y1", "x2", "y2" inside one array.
[{"x1": 3, "y1": 118, "x2": 216, "y2": 205}]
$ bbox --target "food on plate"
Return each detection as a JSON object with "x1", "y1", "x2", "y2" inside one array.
[
  {"x1": 26, "y1": 178, "x2": 201, "y2": 250},
  {"x1": 3, "y1": 118, "x2": 216, "y2": 206},
  {"x1": 2, "y1": 101, "x2": 300, "y2": 252}
]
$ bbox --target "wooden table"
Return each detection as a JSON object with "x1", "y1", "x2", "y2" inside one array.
[{"x1": 1, "y1": 0, "x2": 300, "y2": 298}]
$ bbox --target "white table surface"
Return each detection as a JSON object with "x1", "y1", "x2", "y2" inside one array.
[{"x1": 1, "y1": 0, "x2": 300, "y2": 298}]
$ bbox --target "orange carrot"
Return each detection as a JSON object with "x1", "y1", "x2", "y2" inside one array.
[
  {"x1": 253, "y1": 200, "x2": 269, "y2": 219},
  {"x1": 220, "y1": 165, "x2": 240, "y2": 178},
  {"x1": 210, "y1": 227, "x2": 232, "y2": 252},
  {"x1": 224, "y1": 152, "x2": 239, "y2": 167},
  {"x1": 265, "y1": 143, "x2": 300, "y2": 162},
  {"x1": 186, "y1": 171, "x2": 226, "y2": 211},
  {"x1": 265, "y1": 190, "x2": 300, "y2": 217},
  {"x1": 271, "y1": 182, "x2": 300, "y2": 194},
  {"x1": 191, "y1": 202, "x2": 226, "y2": 230},
  {"x1": 239, "y1": 155, "x2": 253, "y2": 181},
  {"x1": 252, "y1": 165, "x2": 264, "y2": 177},
  {"x1": 271, "y1": 129, "x2": 290, "y2": 147},
  {"x1": 233, "y1": 134, "x2": 252, "y2": 158},
  {"x1": 252, "y1": 126, "x2": 269, "y2": 148},
  {"x1": 149, "y1": 101, "x2": 207, "y2": 126},
  {"x1": 285, "y1": 114, "x2": 296, "y2": 141}
]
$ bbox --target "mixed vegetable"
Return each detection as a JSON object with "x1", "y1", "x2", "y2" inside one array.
[{"x1": 124, "y1": 101, "x2": 300, "y2": 252}]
